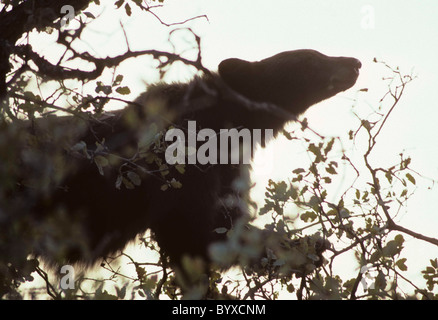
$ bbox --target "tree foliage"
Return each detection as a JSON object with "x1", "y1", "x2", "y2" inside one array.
[{"x1": 0, "y1": 0, "x2": 437, "y2": 300}]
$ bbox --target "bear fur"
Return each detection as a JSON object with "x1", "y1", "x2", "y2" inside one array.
[{"x1": 3, "y1": 49, "x2": 361, "y2": 271}]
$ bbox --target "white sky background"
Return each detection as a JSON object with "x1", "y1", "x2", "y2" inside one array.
[{"x1": 28, "y1": 0, "x2": 438, "y2": 296}]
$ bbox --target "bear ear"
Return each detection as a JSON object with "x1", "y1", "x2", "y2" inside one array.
[{"x1": 218, "y1": 58, "x2": 254, "y2": 88}]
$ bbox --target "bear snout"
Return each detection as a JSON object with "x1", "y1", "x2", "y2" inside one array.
[{"x1": 329, "y1": 59, "x2": 361, "y2": 91}]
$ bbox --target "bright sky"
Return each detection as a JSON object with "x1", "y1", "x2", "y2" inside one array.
[{"x1": 29, "y1": 0, "x2": 438, "y2": 296}]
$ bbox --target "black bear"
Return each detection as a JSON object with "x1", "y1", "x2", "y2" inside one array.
[{"x1": 3, "y1": 49, "x2": 361, "y2": 274}]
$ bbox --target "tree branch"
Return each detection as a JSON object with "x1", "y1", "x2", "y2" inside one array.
[
  {"x1": 12, "y1": 43, "x2": 210, "y2": 84},
  {"x1": 0, "y1": 0, "x2": 91, "y2": 97}
]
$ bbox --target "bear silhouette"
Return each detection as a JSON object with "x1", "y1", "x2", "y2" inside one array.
[{"x1": 3, "y1": 49, "x2": 361, "y2": 271}]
